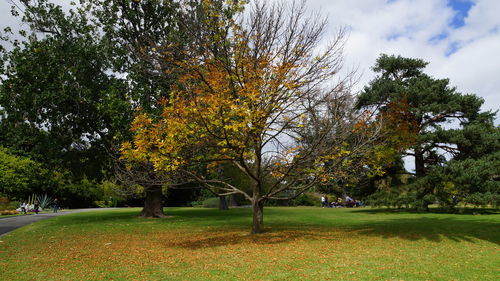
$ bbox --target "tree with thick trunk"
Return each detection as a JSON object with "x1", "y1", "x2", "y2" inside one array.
[{"x1": 140, "y1": 185, "x2": 166, "y2": 218}]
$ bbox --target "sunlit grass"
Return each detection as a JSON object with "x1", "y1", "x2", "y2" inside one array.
[{"x1": 0, "y1": 207, "x2": 498, "y2": 280}]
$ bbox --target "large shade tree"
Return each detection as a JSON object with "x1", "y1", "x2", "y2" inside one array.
[
  {"x1": 122, "y1": 0, "x2": 383, "y2": 233},
  {"x1": 0, "y1": 0, "x2": 239, "y2": 215},
  {"x1": 357, "y1": 54, "x2": 497, "y2": 208}
]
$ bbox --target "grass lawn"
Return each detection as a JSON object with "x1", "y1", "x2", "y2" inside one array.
[{"x1": 0, "y1": 207, "x2": 498, "y2": 281}]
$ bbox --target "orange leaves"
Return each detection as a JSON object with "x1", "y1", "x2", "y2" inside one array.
[
  {"x1": 379, "y1": 98, "x2": 419, "y2": 147},
  {"x1": 120, "y1": 34, "x2": 308, "y2": 174}
]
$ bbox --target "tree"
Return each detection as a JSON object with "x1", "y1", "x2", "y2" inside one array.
[
  {"x1": 425, "y1": 119, "x2": 500, "y2": 207},
  {"x1": 95, "y1": 0, "x2": 244, "y2": 217},
  {"x1": 0, "y1": 0, "x2": 130, "y2": 181},
  {"x1": 0, "y1": 146, "x2": 45, "y2": 200},
  {"x1": 122, "y1": 1, "x2": 382, "y2": 233},
  {"x1": 0, "y1": 0, "x2": 240, "y2": 215},
  {"x1": 356, "y1": 54, "x2": 494, "y2": 208}
]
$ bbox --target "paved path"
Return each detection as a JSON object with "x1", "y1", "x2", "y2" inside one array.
[{"x1": 0, "y1": 208, "x2": 115, "y2": 237}]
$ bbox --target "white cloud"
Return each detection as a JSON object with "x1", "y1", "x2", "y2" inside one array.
[
  {"x1": 1, "y1": 0, "x2": 498, "y2": 119},
  {"x1": 308, "y1": 0, "x2": 500, "y2": 120}
]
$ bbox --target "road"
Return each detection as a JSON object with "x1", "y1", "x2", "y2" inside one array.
[{"x1": 0, "y1": 208, "x2": 114, "y2": 237}]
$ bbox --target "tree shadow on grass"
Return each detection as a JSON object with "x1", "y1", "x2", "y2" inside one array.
[
  {"x1": 163, "y1": 228, "x2": 336, "y2": 249},
  {"x1": 166, "y1": 216, "x2": 500, "y2": 249},
  {"x1": 49, "y1": 207, "x2": 252, "y2": 227},
  {"x1": 350, "y1": 216, "x2": 500, "y2": 245},
  {"x1": 354, "y1": 207, "x2": 500, "y2": 215},
  {"x1": 49, "y1": 208, "x2": 500, "y2": 248}
]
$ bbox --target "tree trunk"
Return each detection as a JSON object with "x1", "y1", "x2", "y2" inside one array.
[
  {"x1": 414, "y1": 148, "x2": 425, "y2": 177},
  {"x1": 251, "y1": 199, "x2": 264, "y2": 234},
  {"x1": 219, "y1": 196, "x2": 229, "y2": 210},
  {"x1": 229, "y1": 194, "x2": 238, "y2": 207},
  {"x1": 414, "y1": 148, "x2": 430, "y2": 211},
  {"x1": 140, "y1": 185, "x2": 166, "y2": 218}
]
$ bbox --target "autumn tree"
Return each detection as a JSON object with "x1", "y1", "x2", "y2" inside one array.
[{"x1": 122, "y1": 0, "x2": 382, "y2": 233}]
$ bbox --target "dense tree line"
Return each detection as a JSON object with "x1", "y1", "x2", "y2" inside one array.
[{"x1": 0, "y1": 0, "x2": 498, "y2": 226}]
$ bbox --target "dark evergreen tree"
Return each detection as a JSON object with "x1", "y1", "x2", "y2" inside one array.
[
  {"x1": 0, "y1": 0, "x2": 243, "y2": 215},
  {"x1": 357, "y1": 54, "x2": 498, "y2": 209}
]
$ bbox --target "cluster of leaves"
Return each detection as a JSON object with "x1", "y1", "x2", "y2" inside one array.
[
  {"x1": 463, "y1": 192, "x2": 500, "y2": 208},
  {"x1": 0, "y1": 146, "x2": 46, "y2": 200}
]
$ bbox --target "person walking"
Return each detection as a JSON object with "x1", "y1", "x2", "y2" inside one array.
[
  {"x1": 53, "y1": 198, "x2": 59, "y2": 213},
  {"x1": 321, "y1": 196, "x2": 327, "y2": 208},
  {"x1": 34, "y1": 201, "x2": 40, "y2": 215}
]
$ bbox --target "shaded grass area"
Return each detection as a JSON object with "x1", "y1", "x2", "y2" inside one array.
[{"x1": 0, "y1": 207, "x2": 499, "y2": 280}]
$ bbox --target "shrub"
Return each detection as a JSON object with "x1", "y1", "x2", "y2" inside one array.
[
  {"x1": 464, "y1": 192, "x2": 500, "y2": 208},
  {"x1": 266, "y1": 192, "x2": 320, "y2": 207},
  {"x1": 0, "y1": 147, "x2": 49, "y2": 200},
  {"x1": 0, "y1": 197, "x2": 19, "y2": 210},
  {"x1": 95, "y1": 180, "x2": 127, "y2": 207},
  {"x1": 190, "y1": 189, "x2": 216, "y2": 207},
  {"x1": 366, "y1": 191, "x2": 420, "y2": 209},
  {"x1": 1, "y1": 210, "x2": 18, "y2": 215},
  {"x1": 36, "y1": 194, "x2": 53, "y2": 210},
  {"x1": 202, "y1": 197, "x2": 220, "y2": 208},
  {"x1": 291, "y1": 193, "x2": 319, "y2": 206},
  {"x1": 55, "y1": 178, "x2": 101, "y2": 208}
]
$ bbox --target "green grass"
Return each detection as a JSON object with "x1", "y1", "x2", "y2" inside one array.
[{"x1": 0, "y1": 207, "x2": 499, "y2": 280}]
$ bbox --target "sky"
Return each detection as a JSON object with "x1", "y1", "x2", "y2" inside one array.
[
  {"x1": 306, "y1": 0, "x2": 500, "y2": 121},
  {"x1": 0, "y1": 0, "x2": 498, "y2": 118}
]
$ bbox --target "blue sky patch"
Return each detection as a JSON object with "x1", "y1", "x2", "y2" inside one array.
[
  {"x1": 447, "y1": 0, "x2": 474, "y2": 28},
  {"x1": 429, "y1": 32, "x2": 449, "y2": 43},
  {"x1": 387, "y1": 33, "x2": 402, "y2": 41},
  {"x1": 445, "y1": 41, "x2": 461, "y2": 56}
]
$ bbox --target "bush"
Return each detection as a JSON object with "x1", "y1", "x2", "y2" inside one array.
[
  {"x1": 94, "y1": 180, "x2": 127, "y2": 207},
  {"x1": 190, "y1": 189, "x2": 216, "y2": 207},
  {"x1": 55, "y1": 178, "x2": 100, "y2": 208},
  {"x1": 0, "y1": 197, "x2": 19, "y2": 210},
  {"x1": 1, "y1": 210, "x2": 18, "y2": 215},
  {"x1": 464, "y1": 192, "x2": 500, "y2": 208},
  {"x1": 366, "y1": 191, "x2": 420, "y2": 209},
  {"x1": 202, "y1": 197, "x2": 220, "y2": 208},
  {"x1": 266, "y1": 192, "x2": 320, "y2": 207},
  {"x1": 291, "y1": 193, "x2": 320, "y2": 206},
  {"x1": 0, "y1": 147, "x2": 47, "y2": 200}
]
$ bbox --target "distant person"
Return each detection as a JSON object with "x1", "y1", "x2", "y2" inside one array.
[
  {"x1": 20, "y1": 202, "x2": 27, "y2": 214},
  {"x1": 321, "y1": 196, "x2": 327, "y2": 208},
  {"x1": 34, "y1": 201, "x2": 40, "y2": 215},
  {"x1": 53, "y1": 198, "x2": 59, "y2": 213},
  {"x1": 337, "y1": 197, "x2": 343, "y2": 208}
]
